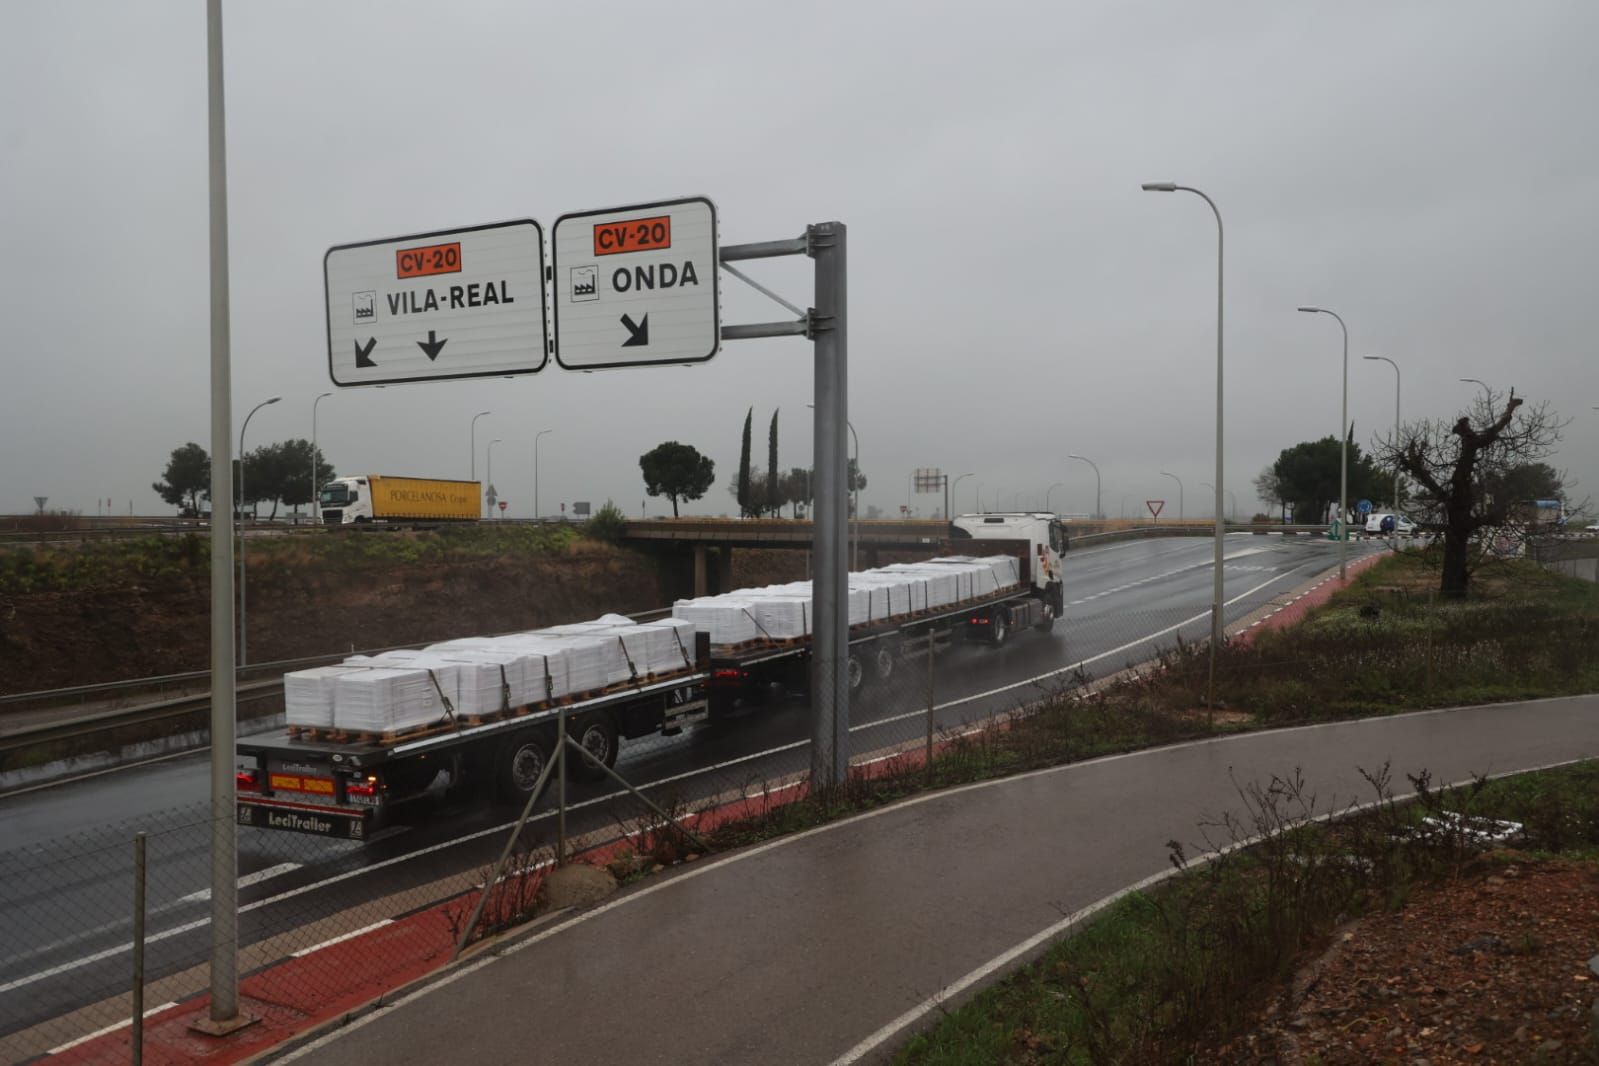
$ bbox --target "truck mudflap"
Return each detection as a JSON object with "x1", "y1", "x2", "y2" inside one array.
[{"x1": 237, "y1": 796, "x2": 373, "y2": 840}]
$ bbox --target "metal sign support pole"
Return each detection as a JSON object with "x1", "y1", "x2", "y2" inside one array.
[
  {"x1": 719, "y1": 222, "x2": 849, "y2": 788},
  {"x1": 809, "y1": 222, "x2": 849, "y2": 787},
  {"x1": 197, "y1": 0, "x2": 251, "y2": 1035}
]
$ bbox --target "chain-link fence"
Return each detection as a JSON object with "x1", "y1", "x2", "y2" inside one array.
[{"x1": 1, "y1": 585, "x2": 1345, "y2": 1061}]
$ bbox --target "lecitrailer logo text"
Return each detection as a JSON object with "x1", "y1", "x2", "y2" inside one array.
[{"x1": 267, "y1": 811, "x2": 335, "y2": 834}]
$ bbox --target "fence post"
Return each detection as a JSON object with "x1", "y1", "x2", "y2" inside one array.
[
  {"x1": 132, "y1": 832, "x2": 147, "y2": 1065},
  {"x1": 557, "y1": 709, "x2": 567, "y2": 865},
  {"x1": 925, "y1": 630, "x2": 935, "y2": 778}
]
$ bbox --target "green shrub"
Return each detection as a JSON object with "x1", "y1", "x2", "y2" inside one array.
[{"x1": 584, "y1": 501, "x2": 627, "y2": 544}]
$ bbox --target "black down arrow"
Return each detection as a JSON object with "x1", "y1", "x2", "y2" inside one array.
[
  {"x1": 417, "y1": 330, "x2": 448, "y2": 361},
  {"x1": 354, "y1": 337, "x2": 378, "y2": 368}
]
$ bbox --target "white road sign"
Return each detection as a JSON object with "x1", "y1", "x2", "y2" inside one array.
[
  {"x1": 552, "y1": 197, "x2": 719, "y2": 370},
  {"x1": 325, "y1": 220, "x2": 548, "y2": 387}
]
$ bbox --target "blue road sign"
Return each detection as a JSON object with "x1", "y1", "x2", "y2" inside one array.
[{"x1": 1356, "y1": 499, "x2": 1373, "y2": 516}]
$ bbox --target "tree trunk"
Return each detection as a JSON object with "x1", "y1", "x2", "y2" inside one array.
[
  {"x1": 671, "y1": 495, "x2": 679, "y2": 517},
  {"x1": 1440, "y1": 526, "x2": 1471, "y2": 598}
]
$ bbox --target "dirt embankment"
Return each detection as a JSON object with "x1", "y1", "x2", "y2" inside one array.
[{"x1": 0, "y1": 541, "x2": 669, "y2": 693}]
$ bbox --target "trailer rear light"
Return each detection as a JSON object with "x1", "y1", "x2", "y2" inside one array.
[
  {"x1": 346, "y1": 774, "x2": 381, "y2": 798},
  {"x1": 969, "y1": 616, "x2": 988, "y2": 625},
  {"x1": 712, "y1": 668, "x2": 746, "y2": 681},
  {"x1": 236, "y1": 769, "x2": 259, "y2": 792}
]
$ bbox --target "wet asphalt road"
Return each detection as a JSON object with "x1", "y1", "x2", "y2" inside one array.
[{"x1": 0, "y1": 534, "x2": 1373, "y2": 1042}]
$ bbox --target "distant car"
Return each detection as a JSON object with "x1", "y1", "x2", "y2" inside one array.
[{"x1": 1363, "y1": 512, "x2": 1417, "y2": 536}]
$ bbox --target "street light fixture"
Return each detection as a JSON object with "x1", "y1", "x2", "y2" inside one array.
[
  {"x1": 1365, "y1": 355, "x2": 1402, "y2": 508},
  {"x1": 533, "y1": 429, "x2": 553, "y2": 520},
  {"x1": 466, "y1": 409, "x2": 492, "y2": 495},
  {"x1": 1044, "y1": 482, "x2": 1064, "y2": 515},
  {"x1": 1143, "y1": 181, "x2": 1226, "y2": 701},
  {"x1": 487, "y1": 439, "x2": 503, "y2": 516},
  {"x1": 238, "y1": 395, "x2": 280, "y2": 666},
  {"x1": 1460, "y1": 377, "x2": 1491, "y2": 397},
  {"x1": 1067, "y1": 454, "x2": 1101, "y2": 519},
  {"x1": 311, "y1": 392, "x2": 331, "y2": 522},
  {"x1": 951, "y1": 472, "x2": 975, "y2": 516},
  {"x1": 1160, "y1": 471, "x2": 1184, "y2": 520},
  {"x1": 1298, "y1": 305, "x2": 1350, "y2": 580}
]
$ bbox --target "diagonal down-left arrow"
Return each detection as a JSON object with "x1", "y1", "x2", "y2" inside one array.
[{"x1": 354, "y1": 337, "x2": 378, "y2": 368}]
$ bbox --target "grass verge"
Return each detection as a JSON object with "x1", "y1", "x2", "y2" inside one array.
[{"x1": 893, "y1": 759, "x2": 1599, "y2": 1065}]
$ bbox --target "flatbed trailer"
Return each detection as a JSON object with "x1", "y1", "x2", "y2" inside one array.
[
  {"x1": 706, "y1": 581, "x2": 1050, "y2": 713},
  {"x1": 236, "y1": 639, "x2": 710, "y2": 840}
]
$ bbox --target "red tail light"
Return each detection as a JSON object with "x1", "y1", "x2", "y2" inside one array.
[
  {"x1": 235, "y1": 769, "x2": 259, "y2": 792},
  {"x1": 347, "y1": 774, "x2": 380, "y2": 798},
  {"x1": 712, "y1": 668, "x2": 746, "y2": 681}
]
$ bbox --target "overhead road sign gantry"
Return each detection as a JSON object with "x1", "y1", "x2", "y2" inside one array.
[
  {"x1": 552, "y1": 197, "x2": 719, "y2": 370},
  {"x1": 325, "y1": 219, "x2": 548, "y2": 387}
]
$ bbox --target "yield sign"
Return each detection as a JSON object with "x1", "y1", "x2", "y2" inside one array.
[{"x1": 1146, "y1": 500, "x2": 1165, "y2": 519}]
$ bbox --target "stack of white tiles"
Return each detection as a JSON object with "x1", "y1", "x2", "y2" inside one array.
[
  {"x1": 670, "y1": 555, "x2": 1024, "y2": 648},
  {"x1": 283, "y1": 613, "x2": 705, "y2": 737}
]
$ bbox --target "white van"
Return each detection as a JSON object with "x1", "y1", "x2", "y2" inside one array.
[{"x1": 1363, "y1": 512, "x2": 1417, "y2": 536}]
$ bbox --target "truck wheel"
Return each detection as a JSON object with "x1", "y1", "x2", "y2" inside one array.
[
  {"x1": 570, "y1": 715, "x2": 618, "y2": 782},
  {"x1": 990, "y1": 612, "x2": 1009, "y2": 647},
  {"x1": 872, "y1": 644, "x2": 896, "y2": 685},
  {"x1": 846, "y1": 653, "x2": 865, "y2": 694},
  {"x1": 496, "y1": 730, "x2": 553, "y2": 803},
  {"x1": 1035, "y1": 605, "x2": 1056, "y2": 633}
]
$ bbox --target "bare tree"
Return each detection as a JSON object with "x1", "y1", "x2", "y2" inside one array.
[{"x1": 1372, "y1": 387, "x2": 1565, "y2": 597}]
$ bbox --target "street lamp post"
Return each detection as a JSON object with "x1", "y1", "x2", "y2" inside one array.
[
  {"x1": 1200, "y1": 483, "x2": 1237, "y2": 520},
  {"x1": 1298, "y1": 305, "x2": 1350, "y2": 580},
  {"x1": 952, "y1": 472, "x2": 975, "y2": 516},
  {"x1": 1160, "y1": 471, "x2": 1184, "y2": 520},
  {"x1": 470, "y1": 410, "x2": 491, "y2": 516},
  {"x1": 534, "y1": 429, "x2": 552, "y2": 520},
  {"x1": 487, "y1": 439, "x2": 502, "y2": 517},
  {"x1": 1044, "y1": 482, "x2": 1064, "y2": 515},
  {"x1": 1142, "y1": 181, "x2": 1226, "y2": 698},
  {"x1": 311, "y1": 392, "x2": 331, "y2": 523},
  {"x1": 1365, "y1": 355, "x2": 1402, "y2": 508},
  {"x1": 1461, "y1": 377, "x2": 1491, "y2": 398},
  {"x1": 1067, "y1": 454, "x2": 1101, "y2": 519},
  {"x1": 238, "y1": 395, "x2": 280, "y2": 667}
]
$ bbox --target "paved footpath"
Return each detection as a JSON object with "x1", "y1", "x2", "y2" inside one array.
[{"x1": 276, "y1": 695, "x2": 1599, "y2": 1066}]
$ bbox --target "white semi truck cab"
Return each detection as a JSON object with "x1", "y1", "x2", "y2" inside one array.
[{"x1": 949, "y1": 512, "x2": 1068, "y2": 618}]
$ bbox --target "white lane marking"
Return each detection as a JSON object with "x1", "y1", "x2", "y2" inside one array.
[
  {"x1": 45, "y1": 1000, "x2": 176, "y2": 1054},
  {"x1": 280, "y1": 708, "x2": 1599, "y2": 1064},
  {"x1": 179, "y1": 862, "x2": 301, "y2": 903},
  {"x1": 3, "y1": 554, "x2": 1348, "y2": 995},
  {"x1": 291, "y1": 919, "x2": 393, "y2": 958}
]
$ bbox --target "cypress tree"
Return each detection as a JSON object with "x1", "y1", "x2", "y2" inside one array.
[{"x1": 737, "y1": 407, "x2": 753, "y2": 517}]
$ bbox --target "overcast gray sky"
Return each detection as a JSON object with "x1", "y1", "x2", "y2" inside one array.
[{"x1": 4, "y1": 1, "x2": 1596, "y2": 521}]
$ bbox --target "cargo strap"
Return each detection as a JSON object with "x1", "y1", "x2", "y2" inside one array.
[
  {"x1": 741, "y1": 608, "x2": 777, "y2": 644},
  {"x1": 426, "y1": 668, "x2": 460, "y2": 732},
  {"x1": 498, "y1": 664, "x2": 512, "y2": 714},
  {"x1": 615, "y1": 636, "x2": 642, "y2": 686},
  {"x1": 669, "y1": 626, "x2": 693, "y2": 671},
  {"x1": 541, "y1": 658, "x2": 554, "y2": 702}
]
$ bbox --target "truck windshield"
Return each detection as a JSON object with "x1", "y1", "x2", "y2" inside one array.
[{"x1": 319, "y1": 485, "x2": 351, "y2": 506}]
